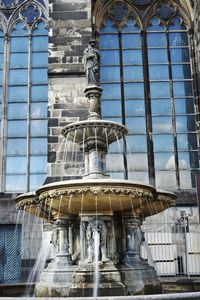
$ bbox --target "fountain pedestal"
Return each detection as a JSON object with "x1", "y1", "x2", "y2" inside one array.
[
  {"x1": 35, "y1": 218, "x2": 75, "y2": 297},
  {"x1": 120, "y1": 213, "x2": 162, "y2": 295}
]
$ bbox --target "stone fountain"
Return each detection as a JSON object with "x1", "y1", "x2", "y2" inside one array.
[{"x1": 16, "y1": 39, "x2": 176, "y2": 297}]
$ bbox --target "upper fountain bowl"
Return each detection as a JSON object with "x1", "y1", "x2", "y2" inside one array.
[{"x1": 61, "y1": 120, "x2": 128, "y2": 145}]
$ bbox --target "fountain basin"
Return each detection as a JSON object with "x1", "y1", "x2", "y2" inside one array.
[
  {"x1": 16, "y1": 179, "x2": 176, "y2": 221},
  {"x1": 61, "y1": 120, "x2": 128, "y2": 145}
]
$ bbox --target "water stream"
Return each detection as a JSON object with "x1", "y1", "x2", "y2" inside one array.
[{"x1": 92, "y1": 230, "x2": 100, "y2": 298}]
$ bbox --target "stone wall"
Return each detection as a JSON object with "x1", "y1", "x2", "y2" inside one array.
[{"x1": 47, "y1": 0, "x2": 92, "y2": 181}]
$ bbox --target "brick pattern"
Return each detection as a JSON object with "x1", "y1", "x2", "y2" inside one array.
[
  {"x1": 48, "y1": 0, "x2": 92, "y2": 74},
  {"x1": 47, "y1": 0, "x2": 92, "y2": 180}
]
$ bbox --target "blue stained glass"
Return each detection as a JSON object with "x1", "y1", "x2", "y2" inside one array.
[
  {"x1": 122, "y1": 19, "x2": 140, "y2": 32},
  {"x1": 7, "y1": 120, "x2": 27, "y2": 137},
  {"x1": 32, "y1": 21, "x2": 48, "y2": 35},
  {"x1": 21, "y1": 5, "x2": 40, "y2": 24},
  {"x1": 8, "y1": 103, "x2": 27, "y2": 119},
  {"x1": 148, "y1": 49, "x2": 168, "y2": 63},
  {"x1": 7, "y1": 139, "x2": 27, "y2": 155},
  {"x1": 31, "y1": 85, "x2": 48, "y2": 102},
  {"x1": 152, "y1": 116, "x2": 173, "y2": 133},
  {"x1": 0, "y1": 36, "x2": 4, "y2": 53},
  {"x1": 32, "y1": 68, "x2": 48, "y2": 84},
  {"x1": 150, "y1": 82, "x2": 170, "y2": 97},
  {"x1": 149, "y1": 65, "x2": 169, "y2": 80},
  {"x1": 30, "y1": 120, "x2": 47, "y2": 136},
  {"x1": 176, "y1": 116, "x2": 196, "y2": 132},
  {"x1": 10, "y1": 21, "x2": 27, "y2": 36},
  {"x1": 126, "y1": 117, "x2": 146, "y2": 134},
  {"x1": 127, "y1": 153, "x2": 148, "y2": 171},
  {"x1": 177, "y1": 134, "x2": 197, "y2": 151},
  {"x1": 124, "y1": 82, "x2": 144, "y2": 98},
  {"x1": 2, "y1": 0, "x2": 16, "y2": 8},
  {"x1": 30, "y1": 138, "x2": 47, "y2": 155},
  {"x1": 174, "y1": 98, "x2": 194, "y2": 114},
  {"x1": 151, "y1": 99, "x2": 171, "y2": 115},
  {"x1": 9, "y1": 69, "x2": 28, "y2": 85},
  {"x1": 168, "y1": 17, "x2": 187, "y2": 31},
  {"x1": 100, "y1": 50, "x2": 119, "y2": 65},
  {"x1": 154, "y1": 153, "x2": 175, "y2": 170},
  {"x1": 147, "y1": 17, "x2": 165, "y2": 31},
  {"x1": 155, "y1": 171, "x2": 177, "y2": 188},
  {"x1": 32, "y1": 36, "x2": 48, "y2": 51},
  {"x1": 10, "y1": 53, "x2": 28, "y2": 68},
  {"x1": 10, "y1": 37, "x2": 29, "y2": 52},
  {"x1": 169, "y1": 32, "x2": 188, "y2": 47},
  {"x1": 8, "y1": 86, "x2": 28, "y2": 102},
  {"x1": 147, "y1": 33, "x2": 167, "y2": 47},
  {"x1": 100, "y1": 19, "x2": 118, "y2": 33},
  {"x1": 6, "y1": 175, "x2": 26, "y2": 192},
  {"x1": 172, "y1": 64, "x2": 191, "y2": 80},
  {"x1": 101, "y1": 83, "x2": 121, "y2": 99},
  {"x1": 179, "y1": 152, "x2": 198, "y2": 169},
  {"x1": 123, "y1": 66, "x2": 143, "y2": 81},
  {"x1": 170, "y1": 48, "x2": 190, "y2": 62},
  {"x1": 101, "y1": 100, "x2": 122, "y2": 117},
  {"x1": 30, "y1": 156, "x2": 47, "y2": 173},
  {"x1": 100, "y1": 66, "x2": 120, "y2": 82},
  {"x1": 122, "y1": 34, "x2": 141, "y2": 48},
  {"x1": 6, "y1": 156, "x2": 26, "y2": 174},
  {"x1": 0, "y1": 70, "x2": 3, "y2": 83},
  {"x1": 153, "y1": 134, "x2": 174, "y2": 151},
  {"x1": 32, "y1": 52, "x2": 48, "y2": 67},
  {"x1": 126, "y1": 135, "x2": 147, "y2": 152},
  {"x1": 123, "y1": 50, "x2": 142, "y2": 64},
  {"x1": 99, "y1": 34, "x2": 119, "y2": 49},
  {"x1": 173, "y1": 81, "x2": 193, "y2": 97},
  {"x1": 29, "y1": 174, "x2": 46, "y2": 190},
  {"x1": 31, "y1": 102, "x2": 47, "y2": 119},
  {"x1": 125, "y1": 100, "x2": 145, "y2": 116}
]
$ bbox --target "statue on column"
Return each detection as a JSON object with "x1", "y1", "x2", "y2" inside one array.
[
  {"x1": 84, "y1": 39, "x2": 100, "y2": 87},
  {"x1": 86, "y1": 218, "x2": 109, "y2": 263}
]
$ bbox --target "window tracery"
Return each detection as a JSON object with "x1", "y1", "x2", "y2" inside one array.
[
  {"x1": 95, "y1": 0, "x2": 199, "y2": 191},
  {"x1": 0, "y1": 0, "x2": 48, "y2": 192}
]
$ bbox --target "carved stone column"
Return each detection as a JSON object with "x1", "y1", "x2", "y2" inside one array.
[
  {"x1": 54, "y1": 218, "x2": 72, "y2": 266},
  {"x1": 123, "y1": 215, "x2": 144, "y2": 265},
  {"x1": 84, "y1": 85, "x2": 102, "y2": 120}
]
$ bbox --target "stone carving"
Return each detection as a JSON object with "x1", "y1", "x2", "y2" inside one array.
[
  {"x1": 50, "y1": 228, "x2": 59, "y2": 248},
  {"x1": 84, "y1": 39, "x2": 100, "y2": 86},
  {"x1": 86, "y1": 218, "x2": 109, "y2": 263}
]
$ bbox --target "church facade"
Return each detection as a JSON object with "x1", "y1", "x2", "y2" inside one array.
[{"x1": 0, "y1": 0, "x2": 200, "y2": 285}]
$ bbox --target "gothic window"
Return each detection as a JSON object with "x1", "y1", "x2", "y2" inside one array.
[
  {"x1": 98, "y1": 0, "x2": 199, "y2": 191},
  {"x1": 0, "y1": 1, "x2": 48, "y2": 192}
]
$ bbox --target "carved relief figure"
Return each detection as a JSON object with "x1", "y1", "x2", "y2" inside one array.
[
  {"x1": 86, "y1": 218, "x2": 109, "y2": 263},
  {"x1": 84, "y1": 39, "x2": 100, "y2": 86}
]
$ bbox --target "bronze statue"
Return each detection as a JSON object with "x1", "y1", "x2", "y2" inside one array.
[{"x1": 84, "y1": 39, "x2": 100, "y2": 86}]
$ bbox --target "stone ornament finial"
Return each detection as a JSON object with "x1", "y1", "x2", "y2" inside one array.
[{"x1": 84, "y1": 39, "x2": 100, "y2": 87}]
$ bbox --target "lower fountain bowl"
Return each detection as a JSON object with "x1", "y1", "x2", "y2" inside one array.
[{"x1": 16, "y1": 179, "x2": 176, "y2": 221}]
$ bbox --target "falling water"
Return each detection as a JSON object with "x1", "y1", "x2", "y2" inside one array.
[
  {"x1": 92, "y1": 230, "x2": 100, "y2": 298},
  {"x1": 25, "y1": 233, "x2": 52, "y2": 296},
  {"x1": 143, "y1": 240, "x2": 155, "y2": 268}
]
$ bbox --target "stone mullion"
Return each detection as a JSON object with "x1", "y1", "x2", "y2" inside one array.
[
  {"x1": 0, "y1": 33, "x2": 10, "y2": 192},
  {"x1": 26, "y1": 31, "x2": 32, "y2": 191}
]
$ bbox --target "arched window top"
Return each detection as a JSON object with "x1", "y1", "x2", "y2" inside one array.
[
  {"x1": 147, "y1": 17, "x2": 165, "y2": 31},
  {"x1": 122, "y1": 18, "x2": 140, "y2": 33},
  {"x1": 32, "y1": 20, "x2": 48, "y2": 35},
  {"x1": 168, "y1": 16, "x2": 187, "y2": 31},
  {"x1": 10, "y1": 20, "x2": 28, "y2": 36},
  {"x1": 100, "y1": 18, "x2": 118, "y2": 33}
]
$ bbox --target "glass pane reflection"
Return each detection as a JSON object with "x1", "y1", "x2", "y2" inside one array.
[{"x1": 154, "y1": 153, "x2": 175, "y2": 170}]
